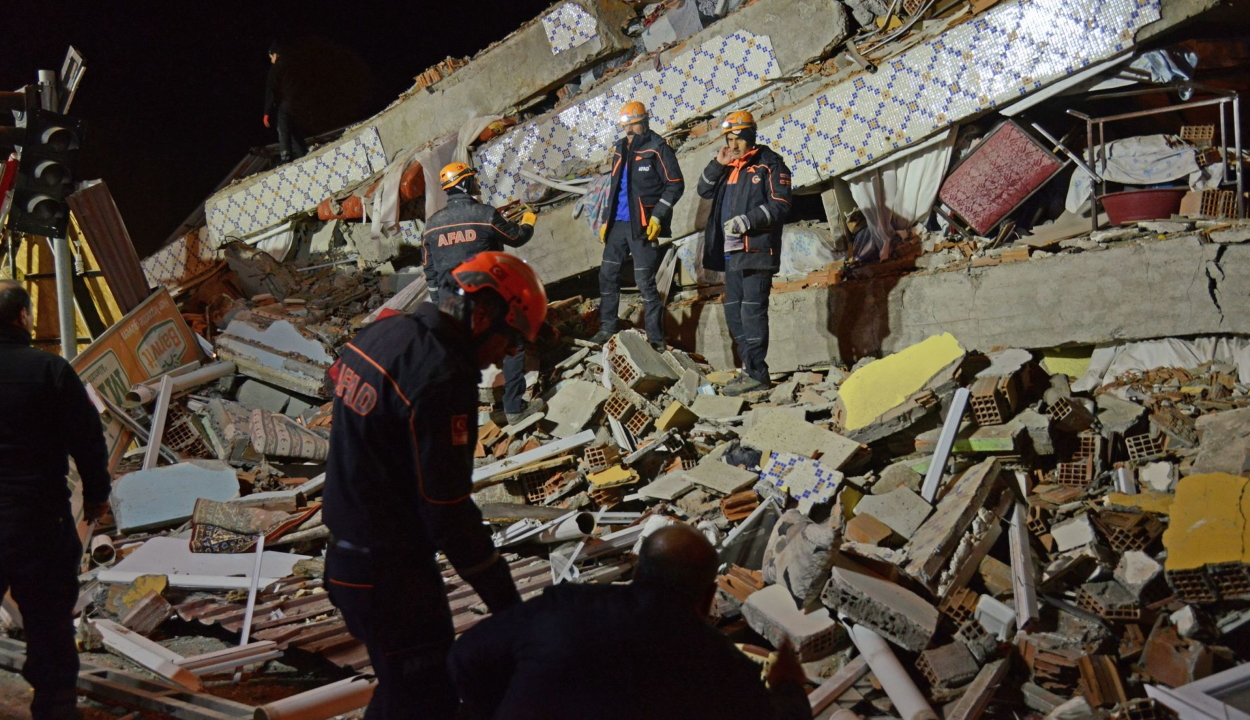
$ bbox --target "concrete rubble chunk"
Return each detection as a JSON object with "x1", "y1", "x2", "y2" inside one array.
[
  {"x1": 743, "y1": 585, "x2": 841, "y2": 662},
  {"x1": 762, "y1": 510, "x2": 837, "y2": 608},
  {"x1": 822, "y1": 567, "x2": 938, "y2": 652},
  {"x1": 668, "y1": 369, "x2": 703, "y2": 407},
  {"x1": 544, "y1": 379, "x2": 610, "y2": 438},
  {"x1": 873, "y1": 460, "x2": 923, "y2": 495},
  {"x1": 853, "y1": 488, "x2": 931, "y2": 540},
  {"x1": 918, "y1": 642, "x2": 980, "y2": 688},
  {"x1": 1114, "y1": 550, "x2": 1163, "y2": 593},
  {"x1": 1191, "y1": 407, "x2": 1250, "y2": 476},
  {"x1": 656, "y1": 402, "x2": 699, "y2": 432},
  {"x1": 607, "y1": 331, "x2": 680, "y2": 394},
  {"x1": 119, "y1": 590, "x2": 173, "y2": 637},
  {"x1": 636, "y1": 472, "x2": 694, "y2": 501},
  {"x1": 1095, "y1": 394, "x2": 1147, "y2": 437},
  {"x1": 1138, "y1": 462, "x2": 1177, "y2": 493},
  {"x1": 110, "y1": 461, "x2": 241, "y2": 534},
  {"x1": 903, "y1": 459, "x2": 1003, "y2": 591},
  {"x1": 1051, "y1": 514, "x2": 1097, "y2": 553},
  {"x1": 845, "y1": 514, "x2": 894, "y2": 546},
  {"x1": 690, "y1": 394, "x2": 745, "y2": 420},
  {"x1": 741, "y1": 410, "x2": 862, "y2": 470},
  {"x1": 684, "y1": 455, "x2": 758, "y2": 496}
]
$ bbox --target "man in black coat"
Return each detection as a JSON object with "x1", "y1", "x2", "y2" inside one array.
[
  {"x1": 591, "y1": 100, "x2": 685, "y2": 352},
  {"x1": 0, "y1": 281, "x2": 110, "y2": 720},
  {"x1": 449, "y1": 523, "x2": 812, "y2": 720},
  {"x1": 421, "y1": 162, "x2": 539, "y2": 425},
  {"x1": 323, "y1": 253, "x2": 548, "y2": 720},
  {"x1": 264, "y1": 40, "x2": 306, "y2": 164},
  {"x1": 697, "y1": 111, "x2": 793, "y2": 396}
]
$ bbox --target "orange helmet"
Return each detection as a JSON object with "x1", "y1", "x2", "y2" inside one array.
[
  {"x1": 721, "y1": 110, "x2": 756, "y2": 136},
  {"x1": 618, "y1": 101, "x2": 649, "y2": 126},
  {"x1": 439, "y1": 162, "x2": 476, "y2": 190},
  {"x1": 450, "y1": 252, "x2": 548, "y2": 342}
]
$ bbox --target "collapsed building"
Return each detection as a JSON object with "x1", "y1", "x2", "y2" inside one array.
[{"x1": 2, "y1": 0, "x2": 1250, "y2": 717}]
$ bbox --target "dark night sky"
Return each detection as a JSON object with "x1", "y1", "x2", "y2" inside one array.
[{"x1": 1, "y1": 0, "x2": 556, "y2": 257}]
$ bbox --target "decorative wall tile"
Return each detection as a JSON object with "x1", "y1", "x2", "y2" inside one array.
[
  {"x1": 206, "y1": 127, "x2": 387, "y2": 243},
  {"x1": 760, "y1": 0, "x2": 1161, "y2": 187},
  {"x1": 142, "y1": 229, "x2": 219, "y2": 288},
  {"x1": 543, "y1": 2, "x2": 600, "y2": 55},
  {"x1": 474, "y1": 31, "x2": 778, "y2": 206}
]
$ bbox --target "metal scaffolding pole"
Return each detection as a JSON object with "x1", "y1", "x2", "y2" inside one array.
[{"x1": 53, "y1": 235, "x2": 76, "y2": 359}]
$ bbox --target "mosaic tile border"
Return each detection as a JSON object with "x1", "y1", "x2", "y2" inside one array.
[
  {"x1": 761, "y1": 0, "x2": 1161, "y2": 187},
  {"x1": 543, "y1": 2, "x2": 600, "y2": 55},
  {"x1": 206, "y1": 126, "x2": 388, "y2": 242},
  {"x1": 474, "y1": 31, "x2": 779, "y2": 206}
]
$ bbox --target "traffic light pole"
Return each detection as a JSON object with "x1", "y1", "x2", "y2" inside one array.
[{"x1": 39, "y1": 71, "x2": 77, "y2": 360}]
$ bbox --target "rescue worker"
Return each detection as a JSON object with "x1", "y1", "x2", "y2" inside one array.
[
  {"x1": 322, "y1": 252, "x2": 545, "y2": 720},
  {"x1": 264, "y1": 40, "x2": 307, "y2": 164},
  {"x1": 449, "y1": 524, "x2": 812, "y2": 720},
  {"x1": 422, "y1": 162, "x2": 540, "y2": 425},
  {"x1": 591, "y1": 101, "x2": 684, "y2": 352},
  {"x1": 0, "y1": 280, "x2": 110, "y2": 720},
  {"x1": 697, "y1": 111, "x2": 792, "y2": 396}
]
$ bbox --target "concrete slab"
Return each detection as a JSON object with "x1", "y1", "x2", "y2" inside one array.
[
  {"x1": 656, "y1": 402, "x2": 698, "y2": 432},
  {"x1": 1051, "y1": 514, "x2": 1097, "y2": 552},
  {"x1": 1138, "y1": 462, "x2": 1177, "y2": 493},
  {"x1": 690, "y1": 395, "x2": 745, "y2": 420},
  {"x1": 853, "y1": 487, "x2": 931, "y2": 540},
  {"x1": 684, "y1": 456, "x2": 759, "y2": 496},
  {"x1": 111, "y1": 461, "x2": 240, "y2": 533},
  {"x1": 822, "y1": 567, "x2": 938, "y2": 652},
  {"x1": 873, "y1": 460, "x2": 922, "y2": 495},
  {"x1": 669, "y1": 236, "x2": 1250, "y2": 370},
  {"x1": 741, "y1": 409, "x2": 861, "y2": 470},
  {"x1": 637, "y1": 472, "x2": 694, "y2": 501},
  {"x1": 544, "y1": 379, "x2": 610, "y2": 438},
  {"x1": 1192, "y1": 407, "x2": 1250, "y2": 476},
  {"x1": 903, "y1": 459, "x2": 1003, "y2": 591},
  {"x1": 743, "y1": 585, "x2": 841, "y2": 662},
  {"x1": 759, "y1": 453, "x2": 844, "y2": 516},
  {"x1": 235, "y1": 379, "x2": 293, "y2": 414}
]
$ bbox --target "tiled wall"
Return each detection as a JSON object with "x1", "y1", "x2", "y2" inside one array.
[
  {"x1": 761, "y1": 0, "x2": 1161, "y2": 186},
  {"x1": 543, "y1": 2, "x2": 600, "y2": 54},
  {"x1": 206, "y1": 127, "x2": 388, "y2": 243},
  {"x1": 474, "y1": 31, "x2": 779, "y2": 207}
]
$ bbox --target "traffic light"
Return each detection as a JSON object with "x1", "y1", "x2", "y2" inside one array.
[{"x1": 5, "y1": 87, "x2": 83, "y2": 238}]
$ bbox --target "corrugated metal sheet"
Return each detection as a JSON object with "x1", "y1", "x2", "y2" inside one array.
[{"x1": 66, "y1": 181, "x2": 151, "y2": 314}]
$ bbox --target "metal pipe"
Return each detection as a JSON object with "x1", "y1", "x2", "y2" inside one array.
[
  {"x1": 846, "y1": 624, "x2": 938, "y2": 720},
  {"x1": 141, "y1": 375, "x2": 173, "y2": 471},
  {"x1": 1235, "y1": 95, "x2": 1244, "y2": 219},
  {"x1": 125, "y1": 361, "x2": 237, "y2": 407},
  {"x1": 921, "y1": 387, "x2": 969, "y2": 503},
  {"x1": 53, "y1": 236, "x2": 77, "y2": 360},
  {"x1": 37, "y1": 70, "x2": 57, "y2": 111},
  {"x1": 254, "y1": 676, "x2": 376, "y2": 720},
  {"x1": 518, "y1": 169, "x2": 589, "y2": 196},
  {"x1": 90, "y1": 535, "x2": 116, "y2": 566},
  {"x1": 1087, "y1": 119, "x2": 1097, "y2": 234}
]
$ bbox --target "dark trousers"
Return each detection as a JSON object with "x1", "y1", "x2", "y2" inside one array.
[
  {"x1": 598, "y1": 222, "x2": 664, "y2": 342},
  {"x1": 327, "y1": 542, "x2": 457, "y2": 720},
  {"x1": 502, "y1": 350, "x2": 527, "y2": 415},
  {"x1": 429, "y1": 285, "x2": 526, "y2": 414},
  {"x1": 0, "y1": 509, "x2": 82, "y2": 720},
  {"x1": 724, "y1": 253, "x2": 773, "y2": 383},
  {"x1": 275, "y1": 107, "x2": 307, "y2": 163}
]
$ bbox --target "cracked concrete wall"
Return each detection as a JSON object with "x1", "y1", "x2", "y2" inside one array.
[{"x1": 671, "y1": 236, "x2": 1250, "y2": 371}]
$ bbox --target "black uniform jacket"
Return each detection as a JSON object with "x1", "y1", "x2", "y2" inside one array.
[
  {"x1": 697, "y1": 144, "x2": 793, "y2": 273},
  {"x1": 604, "y1": 129, "x2": 685, "y2": 241},
  {"x1": 322, "y1": 304, "x2": 515, "y2": 607},
  {"x1": 450, "y1": 581, "x2": 812, "y2": 720},
  {"x1": 421, "y1": 193, "x2": 533, "y2": 295},
  {"x1": 0, "y1": 326, "x2": 110, "y2": 516}
]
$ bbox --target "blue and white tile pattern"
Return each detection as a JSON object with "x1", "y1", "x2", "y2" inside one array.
[{"x1": 542, "y1": 2, "x2": 600, "y2": 55}]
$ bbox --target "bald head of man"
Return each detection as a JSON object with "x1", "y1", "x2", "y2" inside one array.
[
  {"x1": 634, "y1": 523, "x2": 720, "y2": 616},
  {"x1": 0, "y1": 280, "x2": 32, "y2": 334}
]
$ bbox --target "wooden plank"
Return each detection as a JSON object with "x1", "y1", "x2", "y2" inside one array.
[
  {"x1": 809, "y1": 656, "x2": 869, "y2": 714},
  {"x1": 947, "y1": 659, "x2": 1010, "y2": 720}
]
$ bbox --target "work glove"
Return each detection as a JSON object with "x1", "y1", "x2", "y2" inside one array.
[
  {"x1": 598, "y1": 223, "x2": 608, "y2": 243},
  {"x1": 724, "y1": 214, "x2": 750, "y2": 237},
  {"x1": 645, "y1": 216, "x2": 662, "y2": 242},
  {"x1": 520, "y1": 211, "x2": 537, "y2": 227},
  {"x1": 263, "y1": 114, "x2": 270, "y2": 128}
]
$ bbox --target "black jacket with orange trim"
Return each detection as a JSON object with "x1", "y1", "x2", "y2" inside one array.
[
  {"x1": 421, "y1": 192, "x2": 533, "y2": 296},
  {"x1": 697, "y1": 144, "x2": 793, "y2": 273},
  {"x1": 322, "y1": 304, "x2": 519, "y2": 611},
  {"x1": 604, "y1": 128, "x2": 685, "y2": 241}
]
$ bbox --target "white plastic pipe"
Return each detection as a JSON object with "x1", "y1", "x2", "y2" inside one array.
[
  {"x1": 847, "y1": 624, "x2": 938, "y2": 720},
  {"x1": 90, "y1": 535, "x2": 115, "y2": 566},
  {"x1": 519, "y1": 169, "x2": 589, "y2": 196},
  {"x1": 255, "y1": 676, "x2": 376, "y2": 720},
  {"x1": 125, "y1": 361, "x2": 236, "y2": 407},
  {"x1": 536, "y1": 512, "x2": 596, "y2": 544}
]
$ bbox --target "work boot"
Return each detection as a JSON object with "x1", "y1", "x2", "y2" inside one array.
[
  {"x1": 505, "y1": 399, "x2": 545, "y2": 427},
  {"x1": 650, "y1": 339, "x2": 666, "y2": 353},
  {"x1": 722, "y1": 374, "x2": 767, "y2": 397},
  {"x1": 589, "y1": 329, "x2": 613, "y2": 345}
]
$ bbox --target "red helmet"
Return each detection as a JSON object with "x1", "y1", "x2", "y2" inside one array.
[{"x1": 450, "y1": 252, "x2": 548, "y2": 342}]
